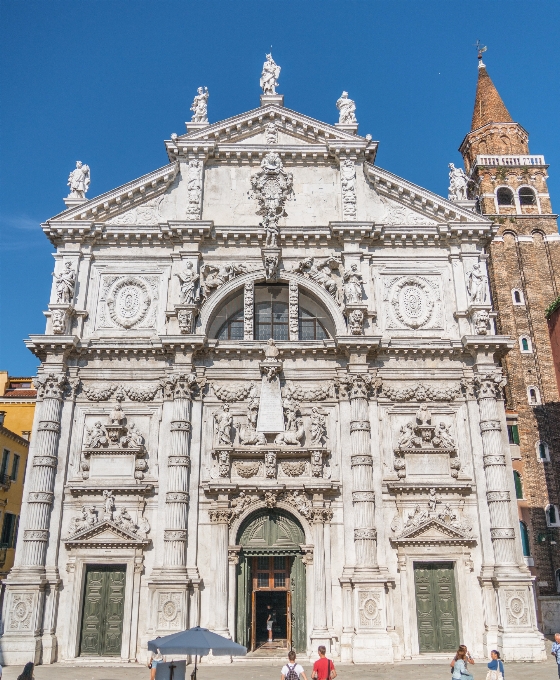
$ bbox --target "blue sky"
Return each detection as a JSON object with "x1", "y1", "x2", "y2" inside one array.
[{"x1": 1, "y1": 1, "x2": 559, "y2": 375}]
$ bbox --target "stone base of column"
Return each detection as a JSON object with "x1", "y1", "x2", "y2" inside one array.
[
  {"x1": 0, "y1": 573, "x2": 48, "y2": 665},
  {"x1": 493, "y1": 576, "x2": 546, "y2": 661},
  {"x1": 309, "y1": 630, "x2": 332, "y2": 657},
  {"x1": 339, "y1": 631, "x2": 355, "y2": 662},
  {"x1": 146, "y1": 570, "x2": 191, "y2": 638}
]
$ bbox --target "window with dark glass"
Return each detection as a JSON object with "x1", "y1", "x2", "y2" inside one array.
[
  {"x1": 217, "y1": 308, "x2": 244, "y2": 340},
  {"x1": 514, "y1": 471, "x2": 523, "y2": 499},
  {"x1": 299, "y1": 308, "x2": 328, "y2": 341},
  {"x1": 539, "y1": 442, "x2": 548, "y2": 459},
  {"x1": 497, "y1": 187, "x2": 514, "y2": 206},
  {"x1": 0, "y1": 450, "x2": 9, "y2": 480},
  {"x1": 513, "y1": 290, "x2": 522, "y2": 304},
  {"x1": 507, "y1": 424, "x2": 520, "y2": 445},
  {"x1": 519, "y1": 521, "x2": 531, "y2": 556},
  {"x1": 549, "y1": 506, "x2": 558, "y2": 525},
  {"x1": 1, "y1": 512, "x2": 17, "y2": 548},
  {"x1": 254, "y1": 285, "x2": 289, "y2": 341},
  {"x1": 521, "y1": 337, "x2": 530, "y2": 351},
  {"x1": 519, "y1": 187, "x2": 536, "y2": 206},
  {"x1": 529, "y1": 388, "x2": 538, "y2": 404},
  {"x1": 10, "y1": 454, "x2": 20, "y2": 481}
]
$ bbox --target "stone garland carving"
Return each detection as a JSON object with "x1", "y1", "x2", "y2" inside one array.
[
  {"x1": 124, "y1": 384, "x2": 161, "y2": 402},
  {"x1": 283, "y1": 381, "x2": 336, "y2": 401},
  {"x1": 185, "y1": 159, "x2": 203, "y2": 220},
  {"x1": 67, "y1": 491, "x2": 150, "y2": 538},
  {"x1": 281, "y1": 461, "x2": 306, "y2": 477},
  {"x1": 291, "y1": 256, "x2": 342, "y2": 304},
  {"x1": 265, "y1": 121, "x2": 278, "y2": 144},
  {"x1": 472, "y1": 309, "x2": 490, "y2": 335},
  {"x1": 213, "y1": 404, "x2": 233, "y2": 446},
  {"x1": 347, "y1": 308, "x2": 364, "y2": 335},
  {"x1": 201, "y1": 262, "x2": 260, "y2": 299},
  {"x1": 335, "y1": 374, "x2": 381, "y2": 400},
  {"x1": 382, "y1": 382, "x2": 461, "y2": 402},
  {"x1": 341, "y1": 159, "x2": 357, "y2": 220},
  {"x1": 81, "y1": 403, "x2": 148, "y2": 480},
  {"x1": 251, "y1": 151, "x2": 293, "y2": 248},
  {"x1": 260, "y1": 53, "x2": 281, "y2": 95},
  {"x1": 336, "y1": 91, "x2": 357, "y2": 124},
  {"x1": 53, "y1": 262, "x2": 76, "y2": 304},
  {"x1": 235, "y1": 461, "x2": 261, "y2": 478},
  {"x1": 67, "y1": 161, "x2": 90, "y2": 199},
  {"x1": 81, "y1": 383, "x2": 160, "y2": 402},
  {"x1": 190, "y1": 86, "x2": 209, "y2": 123},
  {"x1": 211, "y1": 380, "x2": 257, "y2": 403},
  {"x1": 466, "y1": 263, "x2": 488, "y2": 304},
  {"x1": 175, "y1": 262, "x2": 200, "y2": 305}
]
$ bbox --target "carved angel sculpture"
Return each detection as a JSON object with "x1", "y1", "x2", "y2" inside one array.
[
  {"x1": 433, "y1": 422, "x2": 455, "y2": 449},
  {"x1": 397, "y1": 422, "x2": 415, "y2": 449}
]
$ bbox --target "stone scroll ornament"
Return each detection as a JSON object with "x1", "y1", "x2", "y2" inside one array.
[
  {"x1": 341, "y1": 160, "x2": 357, "y2": 219},
  {"x1": 251, "y1": 152, "x2": 293, "y2": 248}
]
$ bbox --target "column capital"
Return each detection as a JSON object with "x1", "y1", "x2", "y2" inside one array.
[
  {"x1": 310, "y1": 507, "x2": 333, "y2": 524},
  {"x1": 473, "y1": 370, "x2": 507, "y2": 399},
  {"x1": 209, "y1": 508, "x2": 234, "y2": 525},
  {"x1": 160, "y1": 372, "x2": 202, "y2": 400},
  {"x1": 34, "y1": 372, "x2": 72, "y2": 400}
]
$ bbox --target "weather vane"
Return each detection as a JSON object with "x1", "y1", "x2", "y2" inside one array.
[{"x1": 475, "y1": 40, "x2": 487, "y2": 60}]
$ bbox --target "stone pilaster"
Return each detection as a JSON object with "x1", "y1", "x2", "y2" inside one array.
[
  {"x1": 209, "y1": 508, "x2": 233, "y2": 636},
  {"x1": 310, "y1": 505, "x2": 333, "y2": 651}
]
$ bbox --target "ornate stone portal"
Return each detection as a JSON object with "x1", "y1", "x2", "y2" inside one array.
[{"x1": 1, "y1": 62, "x2": 545, "y2": 668}]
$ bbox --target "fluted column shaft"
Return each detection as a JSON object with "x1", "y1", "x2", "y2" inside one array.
[
  {"x1": 210, "y1": 510, "x2": 231, "y2": 634},
  {"x1": 162, "y1": 374, "x2": 196, "y2": 568},
  {"x1": 312, "y1": 513, "x2": 328, "y2": 633},
  {"x1": 23, "y1": 374, "x2": 67, "y2": 567},
  {"x1": 475, "y1": 373, "x2": 516, "y2": 566},
  {"x1": 347, "y1": 376, "x2": 377, "y2": 568}
]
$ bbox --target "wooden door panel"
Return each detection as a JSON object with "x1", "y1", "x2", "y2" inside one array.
[
  {"x1": 414, "y1": 563, "x2": 459, "y2": 654},
  {"x1": 80, "y1": 566, "x2": 126, "y2": 657}
]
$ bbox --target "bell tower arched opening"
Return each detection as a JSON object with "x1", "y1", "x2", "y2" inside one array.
[{"x1": 235, "y1": 508, "x2": 307, "y2": 653}]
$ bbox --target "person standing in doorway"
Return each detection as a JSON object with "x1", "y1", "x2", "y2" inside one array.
[
  {"x1": 281, "y1": 650, "x2": 308, "y2": 680},
  {"x1": 267, "y1": 605, "x2": 274, "y2": 642},
  {"x1": 312, "y1": 646, "x2": 337, "y2": 680},
  {"x1": 552, "y1": 633, "x2": 560, "y2": 678}
]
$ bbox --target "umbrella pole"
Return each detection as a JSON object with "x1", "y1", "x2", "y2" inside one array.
[{"x1": 191, "y1": 654, "x2": 198, "y2": 680}]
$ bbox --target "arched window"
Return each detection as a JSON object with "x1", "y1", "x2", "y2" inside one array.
[
  {"x1": 217, "y1": 308, "x2": 244, "y2": 340},
  {"x1": 519, "y1": 521, "x2": 531, "y2": 557},
  {"x1": 299, "y1": 308, "x2": 328, "y2": 341},
  {"x1": 520, "y1": 336, "x2": 531, "y2": 353},
  {"x1": 497, "y1": 187, "x2": 514, "y2": 206},
  {"x1": 547, "y1": 505, "x2": 560, "y2": 527},
  {"x1": 514, "y1": 471, "x2": 523, "y2": 499},
  {"x1": 519, "y1": 187, "x2": 536, "y2": 206},
  {"x1": 527, "y1": 386, "x2": 540, "y2": 405},
  {"x1": 537, "y1": 440, "x2": 550, "y2": 462},
  {"x1": 512, "y1": 289, "x2": 524, "y2": 305}
]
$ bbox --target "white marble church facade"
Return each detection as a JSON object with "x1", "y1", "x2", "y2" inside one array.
[{"x1": 0, "y1": 61, "x2": 546, "y2": 665}]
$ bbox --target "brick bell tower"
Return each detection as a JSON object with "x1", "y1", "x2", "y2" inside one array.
[{"x1": 460, "y1": 49, "x2": 560, "y2": 631}]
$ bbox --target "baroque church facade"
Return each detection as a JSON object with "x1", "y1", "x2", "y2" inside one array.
[{"x1": 0, "y1": 56, "x2": 549, "y2": 665}]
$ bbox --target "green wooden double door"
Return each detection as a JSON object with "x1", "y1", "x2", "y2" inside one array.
[
  {"x1": 79, "y1": 565, "x2": 126, "y2": 656},
  {"x1": 414, "y1": 562, "x2": 460, "y2": 653}
]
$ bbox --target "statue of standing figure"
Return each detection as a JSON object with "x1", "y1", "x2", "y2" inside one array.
[
  {"x1": 343, "y1": 264, "x2": 363, "y2": 304},
  {"x1": 214, "y1": 404, "x2": 233, "y2": 446},
  {"x1": 260, "y1": 53, "x2": 281, "y2": 95},
  {"x1": 336, "y1": 91, "x2": 357, "y2": 124},
  {"x1": 466, "y1": 263, "x2": 488, "y2": 304},
  {"x1": 448, "y1": 163, "x2": 469, "y2": 201},
  {"x1": 53, "y1": 261, "x2": 76, "y2": 304},
  {"x1": 175, "y1": 261, "x2": 199, "y2": 304},
  {"x1": 191, "y1": 87, "x2": 209, "y2": 123},
  {"x1": 67, "y1": 161, "x2": 91, "y2": 198}
]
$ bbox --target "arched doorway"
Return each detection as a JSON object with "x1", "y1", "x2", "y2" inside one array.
[{"x1": 236, "y1": 509, "x2": 307, "y2": 653}]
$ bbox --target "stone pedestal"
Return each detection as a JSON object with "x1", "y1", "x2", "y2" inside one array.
[
  {"x1": 335, "y1": 123, "x2": 358, "y2": 135},
  {"x1": 63, "y1": 196, "x2": 86, "y2": 208},
  {"x1": 260, "y1": 94, "x2": 284, "y2": 107},
  {"x1": 186, "y1": 121, "x2": 210, "y2": 133}
]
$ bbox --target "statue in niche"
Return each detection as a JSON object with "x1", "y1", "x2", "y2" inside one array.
[
  {"x1": 466, "y1": 263, "x2": 488, "y2": 304},
  {"x1": 260, "y1": 53, "x2": 281, "y2": 95},
  {"x1": 67, "y1": 161, "x2": 91, "y2": 198},
  {"x1": 109, "y1": 401, "x2": 125, "y2": 426},
  {"x1": 343, "y1": 264, "x2": 363, "y2": 304},
  {"x1": 448, "y1": 163, "x2": 469, "y2": 201},
  {"x1": 175, "y1": 261, "x2": 199, "y2": 304},
  {"x1": 191, "y1": 86, "x2": 209, "y2": 123},
  {"x1": 336, "y1": 91, "x2": 357, "y2": 124},
  {"x1": 103, "y1": 490, "x2": 116, "y2": 521},
  {"x1": 309, "y1": 407, "x2": 327, "y2": 446},
  {"x1": 85, "y1": 421, "x2": 108, "y2": 449},
  {"x1": 214, "y1": 404, "x2": 233, "y2": 446},
  {"x1": 53, "y1": 261, "x2": 76, "y2": 304}
]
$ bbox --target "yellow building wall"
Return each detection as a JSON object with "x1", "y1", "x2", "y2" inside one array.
[
  {"x1": 0, "y1": 428, "x2": 30, "y2": 578},
  {"x1": 0, "y1": 371, "x2": 36, "y2": 438}
]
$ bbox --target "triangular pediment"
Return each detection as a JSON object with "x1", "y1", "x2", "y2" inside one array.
[
  {"x1": 392, "y1": 518, "x2": 476, "y2": 546},
  {"x1": 63, "y1": 520, "x2": 149, "y2": 548}
]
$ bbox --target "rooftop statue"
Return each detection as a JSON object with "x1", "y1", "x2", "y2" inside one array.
[
  {"x1": 448, "y1": 163, "x2": 469, "y2": 201},
  {"x1": 260, "y1": 53, "x2": 281, "y2": 95},
  {"x1": 336, "y1": 91, "x2": 357, "y2": 125},
  {"x1": 191, "y1": 86, "x2": 209, "y2": 123},
  {"x1": 67, "y1": 161, "x2": 90, "y2": 199}
]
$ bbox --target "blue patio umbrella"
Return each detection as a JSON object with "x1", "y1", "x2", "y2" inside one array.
[{"x1": 148, "y1": 627, "x2": 247, "y2": 680}]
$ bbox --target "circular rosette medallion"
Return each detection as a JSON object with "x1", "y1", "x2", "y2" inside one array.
[
  {"x1": 390, "y1": 276, "x2": 436, "y2": 329},
  {"x1": 106, "y1": 276, "x2": 151, "y2": 328}
]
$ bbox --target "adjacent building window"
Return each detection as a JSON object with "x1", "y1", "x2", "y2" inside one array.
[
  {"x1": 536, "y1": 440, "x2": 550, "y2": 462},
  {"x1": 507, "y1": 424, "x2": 520, "y2": 445},
  {"x1": 527, "y1": 386, "x2": 541, "y2": 405},
  {"x1": 0, "y1": 512, "x2": 18, "y2": 548},
  {"x1": 10, "y1": 453, "x2": 20, "y2": 482},
  {"x1": 518, "y1": 187, "x2": 536, "y2": 206},
  {"x1": 519, "y1": 336, "x2": 532, "y2": 353},
  {"x1": 512, "y1": 289, "x2": 525, "y2": 305},
  {"x1": 497, "y1": 187, "x2": 514, "y2": 206},
  {"x1": 0, "y1": 449, "x2": 10, "y2": 481},
  {"x1": 519, "y1": 521, "x2": 531, "y2": 557},
  {"x1": 513, "y1": 471, "x2": 523, "y2": 499},
  {"x1": 546, "y1": 505, "x2": 560, "y2": 527}
]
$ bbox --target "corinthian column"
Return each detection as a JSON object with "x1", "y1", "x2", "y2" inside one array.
[
  {"x1": 344, "y1": 374, "x2": 377, "y2": 569},
  {"x1": 474, "y1": 371, "x2": 516, "y2": 567},
  {"x1": 161, "y1": 373, "x2": 198, "y2": 568},
  {"x1": 209, "y1": 508, "x2": 232, "y2": 636},
  {"x1": 22, "y1": 373, "x2": 69, "y2": 567}
]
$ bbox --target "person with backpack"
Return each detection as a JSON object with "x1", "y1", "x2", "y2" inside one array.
[
  {"x1": 312, "y1": 646, "x2": 337, "y2": 680},
  {"x1": 281, "y1": 650, "x2": 308, "y2": 680}
]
